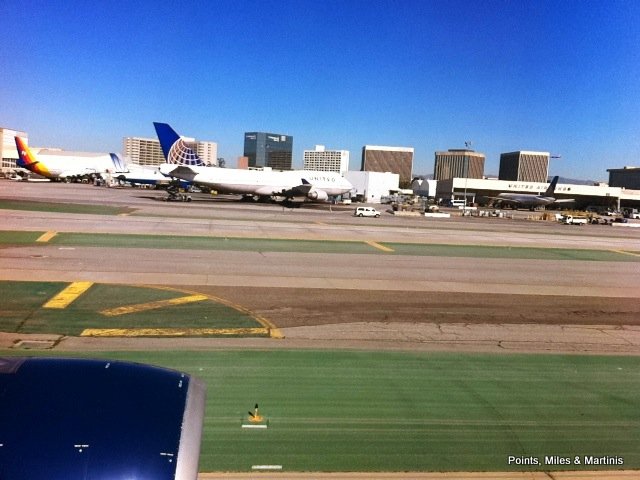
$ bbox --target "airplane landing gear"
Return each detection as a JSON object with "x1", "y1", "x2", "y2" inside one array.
[{"x1": 166, "y1": 182, "x2": 192, "y2": 202}]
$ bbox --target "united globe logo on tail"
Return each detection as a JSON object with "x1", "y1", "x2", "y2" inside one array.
[
  {"x1": 168, "y1": 138, "x2": 203, "y2": 166},
  {"x1": 153, "y1": 122, "x2": 206, "y2": 166}
]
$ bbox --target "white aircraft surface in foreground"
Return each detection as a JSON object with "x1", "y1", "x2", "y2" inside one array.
[{"x1": 155, "y1": 123, "x2": 353, "y2": 203}]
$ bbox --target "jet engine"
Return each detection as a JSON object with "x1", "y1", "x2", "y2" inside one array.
[
  {"x1": 307, "y1": 189, "x2": 328, "y2": 201},
  {"x1": 0, "y1": 357, "x2": 205, "y2": 480}
]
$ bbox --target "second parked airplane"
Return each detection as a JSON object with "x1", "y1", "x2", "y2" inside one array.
[
  {"x1": 491, "y1": 176, "x2": 574, "y2": 209},
  {"x1": 14, "y1": 136, "x2": 127, "y2": 181}
]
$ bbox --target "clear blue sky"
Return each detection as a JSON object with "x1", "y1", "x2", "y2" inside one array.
[{"x1": 2, "y1": 0, "x2": 639, "y2": 180}]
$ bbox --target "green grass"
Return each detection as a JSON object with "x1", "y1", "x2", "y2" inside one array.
[
  {"x1": 387, "y1": 242, "x2": 640, "y2": 262},
  {"x1": 5, "y1": 349, "x2": 638, "y2": 472},
  {"x1": 48, "y1": 232, "x2": 375, "y2": 254},
  {"x1": 0, "y1": 199, "x2": 136, "y2": 215},
  {"x1": 0, "y1": 281, "x2": 265, "y2": 336},
  {"x1": 0, "y1": 231, "x2": 45, "y2": 244},
  {"x1": 1, "y1": 230, "x2": 639, "y2": 261}
]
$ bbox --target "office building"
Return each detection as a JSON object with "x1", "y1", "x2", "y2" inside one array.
[
  {"x1": 433, "y1": 149, "x2": 485, "y2": 180},
  {"x1": 499, "y1": 151, "x2": 549, "y2": 183},
  {"x1": 607, "y1": 166, "x2": 640, "y2": 190},
  {"x1": 244, "y1": 132, "x2": 293, "y2": 170},
  {"x1": 361, "y1": 145, "x2": 414, "y2": 186},
  {"x1": 303, "y1": 145, "x2": 349, "y2": 173},
  {"x1": 1, "y1": 127, "x2": 28, "y2": 171},
  {"x1": 123, "y1": 137, "x2": 217, "y2": 166}
]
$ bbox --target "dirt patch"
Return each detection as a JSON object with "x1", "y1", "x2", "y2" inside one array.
[{"x1": 189, "y1": 287, "x2": 640, "y2": 327}]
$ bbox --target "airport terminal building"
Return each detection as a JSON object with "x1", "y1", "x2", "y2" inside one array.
[
  {"x1": 1, "y1": 127, "x2": 28, "y2": 172},
  {"x1": 435, "y1": 177, "x2": 640, "y2": 209}
]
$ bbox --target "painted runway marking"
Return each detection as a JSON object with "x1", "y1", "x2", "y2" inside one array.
[
  {"x1": 611, "y1": 249, "x2": 640, "y2": 258},
  {"x1": 365, "y1": 240, "x2": 394, "y2": 252},
  {"x1": 206, "y1": 294, "x2": 284, "y2": 339},
  {"x1": 100, "y1": 294, "x2": 208, "y2": 316},
  {"x1": 36, "y1": 231, "x2": 57, "y2": 242},
  {"x1": 43, "y1": 282, "x2": 94, "y2": 309},
  {"x1": 80, "y1": 327, "x2": 269, "y2": 337}
]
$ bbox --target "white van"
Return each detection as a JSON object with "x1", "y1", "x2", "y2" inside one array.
[
  {"x1": 562, "y1": 215, "x2": 588, "y2": 225},
  {"x1": 354, "y1": 207, "x2": 381, "y2": 218}
]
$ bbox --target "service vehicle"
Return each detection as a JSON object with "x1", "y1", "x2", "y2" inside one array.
[
  {"x1": 562, "y1": 215, "x2": 588, "y2": 225},
  {"x1": 354, "y1": 206, "x2": 381, "y2": 217}
]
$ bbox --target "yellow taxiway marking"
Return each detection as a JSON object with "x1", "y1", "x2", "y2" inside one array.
[
  {"x1": 204, "y1": 293, "x2": 284, "y2": 339},
  {"x1": 43, "y1": 282, "x2": 94, "y2": 309},
  {"x1": 100, "y1": 294, "x2": 208, "y2": 317},
  {"x1": 36, "y1": 231, "x2": 57, "y2": 243},
  {"x1": 81, "y1": 327, "x2": 269, "y2": 337},
  {"x1": 365, "y1": 240, "x2": 394, "y2": 252},
  {"x1": 611, "y1": 249, "x2": 640, "y2": 258}
]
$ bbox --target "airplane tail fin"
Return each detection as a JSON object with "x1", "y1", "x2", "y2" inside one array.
[
  {"x1": 153, "y1": 122, "x2": 206, "y2": 166},
  {"x1": 14, "y1": 136, "x2": 51, "y2": 178},
  {"x1": 14, "y1": 136, "x2": 37, "y2": 169},
  {"x1": 544, "y1": 176, "x2": 559, "y2": 196},
  {"x1": 109, "y1": 153, "x2": 128, "y2": 173}
]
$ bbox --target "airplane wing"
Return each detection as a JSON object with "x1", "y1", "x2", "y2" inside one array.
[
  {"x1": 484, "y1": 195, "x2": 523, "y2": 205},
  {"x1": 0, "y1": 357, "x2": 205, "y2": 480},
  {"x1": 274, "y1": 179, "x2": 329, "y2": 202},
  {"x1": 160, "y1": 164, "x2": 199, "y2": 182},
  {"x1": 552, "y1": 198, "x2": 576, "y2": 204},
  {"x1": 58, "y1": 168, "x2": 99, "y2": 179},
  {"x1": 281, "y1": 178, "x2": 314, "y2": 197}
]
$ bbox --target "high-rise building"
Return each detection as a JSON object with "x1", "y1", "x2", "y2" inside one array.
[
  {"x1": 499, "y1": 151, "x2": 550, "y2": 183},
  {"x1": 433, "y1": 149, "x2": 485, "y2": 180},
  {"x1": 607, "y1": 166, "x2": 640, "y2": 190},
  {"x1": 303, "y1": 145, "x2": 349, "y2": 173},
  {"x1": 123, "y1": 137, "x2": 217, "y2": 166},
  {"x1": 361, "y1": 145, "x2": 414, "y2": 185},
  {"x1": 244, "y1": 132, "x2": 293, "y2": 170},
  {"x1": 1, "y1": 127, "x2": 28, "y2": 171}
]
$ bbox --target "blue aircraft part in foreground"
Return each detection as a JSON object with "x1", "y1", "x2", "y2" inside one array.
[{"x1": 0, "y1": 357, "x2": 205, "y2": 480}]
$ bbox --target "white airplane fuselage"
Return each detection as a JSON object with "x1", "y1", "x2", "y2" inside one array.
[
  {"x1": 495, "y1": 193, "x2": 556, "y2": 207},
  {"x1": 160, "y1": 165, "x2": 352, "y2": 200},
  {"x1": 21, "y1": 150, "x2": 127, "y2": 180}
]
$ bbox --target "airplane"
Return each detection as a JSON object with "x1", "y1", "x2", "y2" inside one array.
[
  {"x1": 114, "y1": 164, "x2": 194, "y2": 201},
  {"x1": 14, "y1": 136, "x2": 128, "y2": 182},
  {"x1": 115, "y1": 164, "x2": 172, "y2": 186},
  {"x1": 0, "y1": 357, "x2": 205, "y2": 480},
  {"x1": 154, "y1": 122, "x2": 353, "y2": 204},
  {"x1": 490, "y1": 176, "x2": 574, "y2": 210}
]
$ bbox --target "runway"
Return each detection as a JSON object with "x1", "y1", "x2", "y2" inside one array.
[{"x1": 1, "y1": 181, "x2": 639, "y2": 354}]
